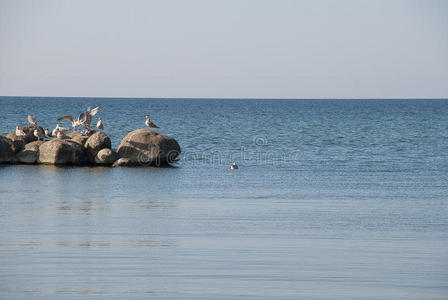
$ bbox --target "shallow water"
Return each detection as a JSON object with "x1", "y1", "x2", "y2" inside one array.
[{"x1": 0, "y1": 97, "x2": 447, "y2": 299}]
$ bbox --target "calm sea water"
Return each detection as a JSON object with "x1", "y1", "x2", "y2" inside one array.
[{"x1": 0, "y1": 97, "x2": 447, "y2": 299}]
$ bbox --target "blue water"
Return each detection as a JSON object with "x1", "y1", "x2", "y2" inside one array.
[{"x1": 0, "y1": 97, "x2": 447, "y2": 299}]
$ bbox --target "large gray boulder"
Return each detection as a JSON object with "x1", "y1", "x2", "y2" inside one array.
[
  {"x1": 94, "y1": 148, "x2": 119, "y2": 165},
  {"x1": 84, "y1": 132, "x2": 111, "y2": 161},
  {"x1": 38, "y1": 139, "x2": 87, "y2": 165},
  {"x1": 0, "y1": 136, "x2": 15, "y2": 164},
  {"x1": 67, "y1": 132, "x2": 89, "y2": 146},
  {"x1": 116, "y1": 129, "x2": 180, "y2": 166},
  {"x1": 16, "y1": 141, "x2": 44, "y2": 164},
  {"x1": 7, "y1": 125, "x2": 44, "y2": 144}
]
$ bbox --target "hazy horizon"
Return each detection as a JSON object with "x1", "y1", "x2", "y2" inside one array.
[{"x1": 1, "y1": 0, "x2": 447, "y2": 99}]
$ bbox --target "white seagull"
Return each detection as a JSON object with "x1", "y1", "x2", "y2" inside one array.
[
  {"x1": 52, "y1": 126, "x2": 59, "y2": 137},
  {"x1": 145, "y1": 115, "x2": 159, "y2": 128},
  {"x1": 81, "y1": 106, "x2": 100, "y2": 131},
  {"x1": 45, "y1": 128, "x2": 52, "y2": 137},
  {"x1": 57, "y1": 113, "x2": 85, "y2": 131},
  {"x1": 33, "y1": 129, "x2": 45, "y2": 141},
  {"x1": 56, "y1": 124, "x2": 70, "y2": 133},
  {"x1": 16, "y1": 126, "x2": 26, "y2": 137},
  {"x1": 96, "y1": 118, "x2": 103, "y2": 130},
  {"x1": 57, "y1": 131, "x2": 68, "y2": 139}
]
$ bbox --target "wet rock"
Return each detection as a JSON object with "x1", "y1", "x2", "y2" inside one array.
[
  {"x1": 0, "y1": 136, "x2": 15, "y2": 164},
  {"x1": 94, "y1": 148, "x2": 119, "y2": 165},
  {"x1": 16, "y1": 141, "x2": 44, "y2": 164}
]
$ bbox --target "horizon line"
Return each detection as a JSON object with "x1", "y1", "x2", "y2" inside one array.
[{"x1": 0, "y1": 95, "x2": 447, "y2": 101}]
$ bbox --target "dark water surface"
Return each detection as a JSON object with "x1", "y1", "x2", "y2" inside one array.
[{"x1": 0, "y1": 97, "x2": 447, "y2": 299}]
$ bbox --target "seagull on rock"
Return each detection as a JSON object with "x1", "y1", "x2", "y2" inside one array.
[
  {"x1": 16, "y1": 126, "x2": 26, "y2": 137},
  {"x1": 56, "y1": 124, "x2": 70, "y2": 133},
  {"x1": 57, "y1": 131, "x2": 68, "y2": 139},
  {"x1": 33, "y1": 129, "x2": 45, "y2": 141},
  {"x1": 96, "y1": 118, "x2": 103, "y2": 130},
  {"x1": 145, "y1": 115, "x2": 159, "y2": 128},
  {"x1": 28, "y1": 115, "x2": 37, "y2": 125},
  {"x1": 57, "y1": 113, "x2": 85, "y2": 131},
  {"x1": 45, "y1": 128, "x2": 52, "y2": 137}
]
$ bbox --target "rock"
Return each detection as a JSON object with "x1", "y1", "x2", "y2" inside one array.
[
  {"x1": 38, "y1": 139, "x2": 87, "y2": 165},
  {"x1": 0, "y1": 136, "x2": 15, "y2": 164},
  {"x1": 71, "y1": 135, "x2": 89, "y2": 146},
  {"x1": 94, "y1": 148, "x2": 119, "y2": 165},
  {"x1": 16, "y1": 141, "x2": 44, "y2": 164},
  {"x1": 9, "y1": 139, "x2": 25, "y2": 153},
  {"x1": 84, "y1": 132, "x2": 111, "y2": 161},
  {"x1": 112, "y1": 157, "x2": 134, "y2": 167},
  {"x1": 7, "y1": 125, "x2": 44, "y2": 144},
  {"x1": 116, "y1": 129, "x2": 181, "y2": 166}
]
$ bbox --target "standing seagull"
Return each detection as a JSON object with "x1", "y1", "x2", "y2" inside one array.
[
  {"x1": 16, "y1": 126, "x2": 26, "y2": 137},
  {"x1": 45, "y1": 128, "x2": 52, "y2": 137},
  {"x1": 96, "y1": 118, "x2": 103, "y2": 130},
  {"x1": 33, "y1": 129, "x2": 45, "y2": 141},
  {"x1": 28, "y1": 115, "x2": 37, "y2": 125},
  {"x1": 55, "y1": 124, "x2": 70, "y2": 133},
  {"x1": 145, "y1": 115, "x2": 159, "y2": 128},
  {"x1": 57, "y1": 131, "x2": 68, "y2": 139}
]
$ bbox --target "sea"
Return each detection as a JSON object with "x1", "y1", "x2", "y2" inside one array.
[{"x1": 0, "y1": 97, "x2": 447, "y2": 299}]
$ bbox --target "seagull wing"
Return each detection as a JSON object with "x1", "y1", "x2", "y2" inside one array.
[
  {"x1": 88, "y1": 106, "x2": 99, "y2": 117},
  {"x1": 77, "y1": 112, "x2": 85, "y2": 122},
  {"x1": 147, "y1": 121, "x2": 159, "y2": 128},
  {"x1": 57, "y1": 115, "x2": 74, "y2": 124}
]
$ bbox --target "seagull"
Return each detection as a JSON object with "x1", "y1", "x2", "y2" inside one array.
[
  {"x1": 57, "y1": 113, "x2": 85, "y2": 131},
  {"x1": 87, "y1": 106, "x2": 99, "y2": 117},
  {"x1": 28, "y1": 115, "x2": 37, "y2": 125},
  {"x1": 16, "y1": 126, "x2": 26, "y2": 137},
  {"x1": 145, "y1": 115, "x2": 159, "y2": 128},
  {"x1": 96, "y1": 118, "x2": 103, "y2": 130},
  {"x1": 52, "y1": 126, "x2": 60, "y2": 137},
  {"x1": 57, "y1": 131, "x2": 68, "y2": 139},
  {"x1": 55, "y1": 124, "x2": 70, "y2": 133},
  {"x1": 45, "y1": 128, "x2": 52, "y2": 137},
  {"x1": 33, "y1": 129, "x2": 45, "y2": 141},
  {"x1": 81, "y1": 106, "x2": 100, "y2": 131},
  {"x1": 230, "y1": 162, "x2": 238, "y2": 170}
]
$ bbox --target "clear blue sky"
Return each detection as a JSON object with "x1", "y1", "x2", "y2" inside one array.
[{"x1": 0, "y1": 0, "x2": 447, "y2": 98}]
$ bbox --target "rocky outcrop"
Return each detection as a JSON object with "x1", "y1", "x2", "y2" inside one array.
[
  {"x1": 0, "y1": 136, "x2": 15, "y2": 164},
  {"x1": 94, "y1": 148, "x2": 119, "y2": 165},
  {"x1": 16, "y1": 140, "x2": 44, "y2": 164},
  {"x1": 84, "y1": 132, "x2": 111, "y2": 161},
  {"x1": 38, "y1": 139, "x2": 87, "y2": 165},
  {"x1": 2, "y1": 127, "x2": 180, "y2": 167},
  {"x1": 116, "y1": 129, "x2": 180, "y2": 166}
]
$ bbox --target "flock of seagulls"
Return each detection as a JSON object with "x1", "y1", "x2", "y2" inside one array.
[{"x1": 15, "y1": 107, "x2": 160, "y2": 142}]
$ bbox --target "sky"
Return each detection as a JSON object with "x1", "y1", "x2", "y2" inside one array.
[{"x1": 0, "y1": 0, "x2": 447, "y2": 99}]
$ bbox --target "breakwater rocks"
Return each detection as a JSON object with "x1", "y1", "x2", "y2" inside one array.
[{"x1": 0, "y1": 126, "x2": 181, "y2": 167}]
